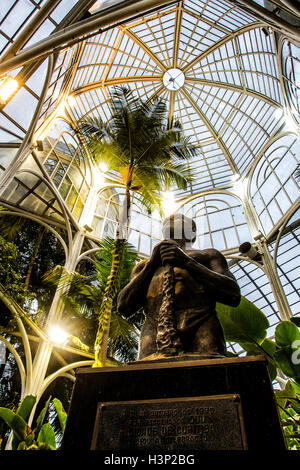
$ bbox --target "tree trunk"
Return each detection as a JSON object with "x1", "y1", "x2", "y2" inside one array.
[
  {"x1": 0, "y1": 227, "x2": 46, "y2": 378},
  {"x1": 93, "y1": 187, "x2": 131, "y2": 367},
  {"x1": 24, "y1": 227, "x2": 46, "y2": 293}
]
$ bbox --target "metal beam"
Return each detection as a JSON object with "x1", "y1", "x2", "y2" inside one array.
[
  {"x1": 0, "y1": 0, "x2": 178, "y2": 77},
  {"x1": 172, "y1": 0, "x2": 183, "y2": 68},
  {"x1": 227, "y1": 0, "x2": 300, "y2": 41},
  {"x1": 180, "y1": 86, "x2": 239, "y2": 175},
  {"x1": 183, "y1": 23, "x2": 264, "y2": 74},
  {"x1": 122, "y1": 28, "x2": 167, "y2": 72},
  {"x1": 0, "y1": 0, "x2": 98, "y2": 111},
  {"x1": 72, "y1": 75, "x2": 162, "y2": 95},
  {"x1": 184, "y1": 78, "x2": 281, "y2": 108},
  {"x1": 0, "y1": 0, "x2": 61, "y2": 64}
]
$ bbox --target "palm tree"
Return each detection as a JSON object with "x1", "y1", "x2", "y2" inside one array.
[
  {"x1": 77, "y1": 86, "x2": 198, "y2": 366},
  {"x1": 43, "y1": 236, "x2": 142, "y2": 363},
  {"x1": 0, "y1": 214, "x2": 65, "y2": 308}
]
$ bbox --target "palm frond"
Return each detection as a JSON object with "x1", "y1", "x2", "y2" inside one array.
[
  {"x1": 42, "y1": 265, "x2": 89, "y2": 291},
  {"x1": 0, "y1": 215, "x2": 26, "y2": 241},
  {"x1": 78, "y1": 116, "x2": 109, "y2": 140},
  {"x1": 108, "y1": 309, "x2": 139, "y2": 362},
  {"x1": 136, "y1": 161, "x2": 193, "y2": 191}
]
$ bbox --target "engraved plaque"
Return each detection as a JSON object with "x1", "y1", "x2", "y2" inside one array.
[{"x1": 91, "y1": 395, "x2": 247, "y2": 450}]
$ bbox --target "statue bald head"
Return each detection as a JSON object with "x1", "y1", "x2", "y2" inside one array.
[{"x1": 162, "y1": 214, "x2": 196, "y2": 243}]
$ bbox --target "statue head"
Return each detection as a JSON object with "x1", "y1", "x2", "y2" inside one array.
[{"x1": 162, "y1": 214, "x2": 196, "y2": 244}]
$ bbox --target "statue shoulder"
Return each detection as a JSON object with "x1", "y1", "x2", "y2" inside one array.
[
  {"x1": 190, "y1": 248, "x2": 228, "y2": 268},
  {"x1": 130, "y1": 258, "x2": 149, "y2": 278},
  {"x1": 202, "y1": 248, "x2": 225, "y2": 259}
]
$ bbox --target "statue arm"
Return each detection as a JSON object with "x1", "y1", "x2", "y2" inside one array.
[
  {"x1": 117, "y1": 257, "x2": 156, "y2": 317},
  {"x1": 185, "y1": 249, "x2": 241, "y2": 307}
]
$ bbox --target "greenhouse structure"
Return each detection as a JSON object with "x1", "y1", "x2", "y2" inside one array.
[{"x1": 0, "y1": 0, "x2": 299, "y2": 451}]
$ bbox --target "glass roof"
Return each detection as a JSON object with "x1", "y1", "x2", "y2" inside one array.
[
  {"x1": 68, "y1": 0, "x2": 287, "y2": 198},
  {"x1": 0, "y1": 0, "x2": 299, "y2": 336}
]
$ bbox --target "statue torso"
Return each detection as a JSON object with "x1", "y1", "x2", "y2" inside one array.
[{"x1": 144, "y1": 249, "x2": 216, "y2": 320}]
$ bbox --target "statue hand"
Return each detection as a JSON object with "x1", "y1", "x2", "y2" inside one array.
[
  {"x1": 149, "y1": 241, "x2": 163, "y2": 268},
  {"x1": 159, "y1": 240, "x2": 189, "y2": 267}
]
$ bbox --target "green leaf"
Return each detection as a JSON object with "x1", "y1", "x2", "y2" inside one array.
[
  {"x1": 17, "y1": 441, "x2": 27, "y2": 450},
  {"x1": 216, "y1": 296, "x2": 269, "y2": 345},
  {"x1": 16, "y1": 395, "x2": 36, "y2": 422},
  {"x1": 37, "y1": 423, "x2": 56, "y2": 449},
  {"x1": 276, "y1": 381, "x2": 297, "y2": 411},
  {"x1": 289, "y1": 398, "x2": 300, "y2": 414},
  {"x1": 0, "y1": 408, "x2": 28, "y2": 442},
  {"x1": 52, "y1": 398, "x2": 67, "y2": 432},
  {"x1": 290, "y1": 380, "x2": 300, "y2": 397},
  {"x1": 274, "y1": 347, "x2": 300, "y2": 381},
  {"x1": 36, "y1": 442, "x2": 56, "y2": 450},
  {"x1": 275, "y1": 321, "x2": 300, "y2": 347},
  {"x1": 25, "y1": 433, "x2": 35, "y2": 448},
  {"x1": 283, "y1": 380, "x2": 297, "y2": 399},
  {"x1": 34, "y1": 396, "x2": 51, "y2": 437}
]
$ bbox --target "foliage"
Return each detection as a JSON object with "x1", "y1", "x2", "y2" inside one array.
[
  {"x1": 0, "y1": 394, "x2": 67, "y2": 450},
  {"x1": 216, "y1": 298, "x2": 300, "y2": 449},
  {"x1": 0, "y1": 234, "x2": 26, "y2": 443},
  {"x1": 78, "y1": 85, "x2": 197, "y2": 215},
  {"x1": 0, "y1": 214, "x2": 66, "y2": 316},
  {"x1": 0, "y1": 217, "x2": 68, "y2": 445},
  {"x1": 0, "y1": 235, "x2": 25, "y2": 327},
  {"x1": 76, "y1": 86, "x2": 198, "y2": 366},
  {"x1": 43, "y1": 237, "x2": 142, "y2": 364}
]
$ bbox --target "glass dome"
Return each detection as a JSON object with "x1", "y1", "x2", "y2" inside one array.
[{"x1": 0, "y1": 0, "x2": 299, "y2": 407}]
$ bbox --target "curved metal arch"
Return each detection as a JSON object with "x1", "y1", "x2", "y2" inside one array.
[
  {"x1": 276, "y1": 35, "x2": 300, "y2": 121},
  {"x1": 175, "y1": 188, "x2": 245, "y2": 210},
  {"x1": 0, "y1": 290, "x2": 32, "y2": 396},
  {"x1": 0, "y1": 209, "x2": 68, "y2": 260},
  {"x1": 72, "y1": 75, "x2": 163, "y2": 96},
  {"x1": 222, "y1": 0, "x2": 300, "y2": 43},
  {"x1": 191, "y1": 202, "x2": 232, "y2": 218},
  {"x1": 15, "y1": 167, "x2": 74, "y2": 252},
  {"x1": 245, "y1": 131, "x2": 299, "y2": 195},
  {"x1": 33, "y1": 42, "x2": 86, "y2": 142},
  {"x1": 37, "y1": 360, "x2": 93, "y2": 402},
  {"x1": 57, "y1": 124, "x2": 95, "y2": 188},
  {"x1": 272, "y1": 203, "x2": 300, "y2": 270},
  {"x1": 0, "y1": 0, "x2": 177, "y2": 76},
  {"x1": 179, "y1": 86, "x2": 239, "y2": 174},
  {"x1": 48, "y1": 131, "x2": 92, "y2": 201},
  {"x1": 184, "y1": 78, "x2": 281, "y2": 109},
  {"x1": 76, "y1": 249, "x2": 101, "y2": 264},
  {"x1": 120, "y1": 27, "x2": 167, "y2": 73},
  {"x1": 226, "y1": 254, "x2": 267, "y2": 273},
  {"x1": 246, "y1": 135, "x2": 300, "y2": 219},
  {"x1": 71, "y1": 24, "x2": 283, "y2": 112},
  {"x1": 182, "y1": 22, "x2": 265, "y2": 74},
  {"x1": 0, "y1": 54, "x2": 55, "y2": 195}
]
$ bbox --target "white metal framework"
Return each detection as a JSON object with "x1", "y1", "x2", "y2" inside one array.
[{"x1": 0, "y1": 0, "x2": 299, "y2": 420}]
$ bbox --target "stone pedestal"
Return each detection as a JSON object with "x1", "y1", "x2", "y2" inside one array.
[{"x1": 61, "y1": 355, "x2": 286, "y2": 451}]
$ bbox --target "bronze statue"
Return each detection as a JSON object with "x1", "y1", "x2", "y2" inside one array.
[{"x1": 117, "y1": 214, "x2": 241, "y2": 360}]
